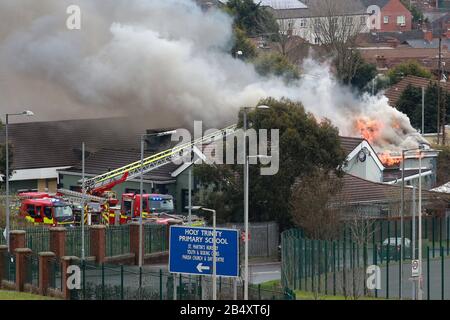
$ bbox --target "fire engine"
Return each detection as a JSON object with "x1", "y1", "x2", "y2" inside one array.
[
  {"x1": 121, "y1": 193, "x2": 174, "y2": 220},
  {"x1": 19, "y1": 197, "x2": 75, "y2": 226},
  {"x1": 17, "y1": 124, "x2": 237, "y2": 226}
]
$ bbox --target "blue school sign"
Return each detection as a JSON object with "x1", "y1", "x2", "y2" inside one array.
[{"x1": 169, "y1": 225, "x2": 239, "y2": 277}]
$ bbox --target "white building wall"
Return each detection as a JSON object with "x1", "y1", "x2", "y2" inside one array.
[{"x1": 278, "y1": 14, "x2": 370, "y2": 44}]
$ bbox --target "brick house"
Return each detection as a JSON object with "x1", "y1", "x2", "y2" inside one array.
[{"x1": 363, "y1": 0, "x2": 413, "y2": 32}]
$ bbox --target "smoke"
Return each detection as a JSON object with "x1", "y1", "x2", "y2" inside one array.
[{"x1": 0, "y1": 0, "x2": 424, "y2": 153}]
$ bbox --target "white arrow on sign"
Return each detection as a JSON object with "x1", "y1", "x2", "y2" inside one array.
[{"x1": 196, "y1": 263, "x2": 210, "y2": 273}]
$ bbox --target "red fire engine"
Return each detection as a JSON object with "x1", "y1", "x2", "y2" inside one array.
[{"x1": 19, "y1": 197, "x2": 75, "y2": 226}]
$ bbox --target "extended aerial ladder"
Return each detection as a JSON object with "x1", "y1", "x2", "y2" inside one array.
[
  {"x1": 56, "y1": 124, "x2": 238, "y2": 225},
  {"x1": 83, "y1": 124, "x2": 237, "y2": 195}
]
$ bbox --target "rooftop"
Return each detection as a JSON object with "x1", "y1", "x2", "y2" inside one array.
[
  {"x1": 0, "y1": 117, "x2": 174, "y2": 171},
  {"x1": 384, "y1": 75, "x2": 450, "y2": 106},
  {"x1": 338, "y1": 173, "x2": 449, "y2": 205}
]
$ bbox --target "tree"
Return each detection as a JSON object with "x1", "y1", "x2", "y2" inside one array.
[
  {"x1": 290, "y1": 169, "x2": 344, "y2": 240},
  {"x1": 387, "y1": 60, "x2": 432, "y2": 85},
  {"x1": 225, "y1": 0, "x2": 279, "y2": 37},
  {"x1": 400, "y1": 0, "x2": 424, "y2": 24},
  {"x1": 253, "y1": 53, "x2": 300, "y2": 82},
  {"x1": 395, "y1": 82, "x2": 450, "y2": 134},
  {"x1": 436, "y1": 145, "x2": 450, "y2": 186},
  {"x1": 194, "y1": 97, "x2": 346, "y2": 230},
  {"x1": 271, "y1": 12, "x2": 309, "y2": 65},
  {"x1": 231, "y1": 27, "x2": 257, "y2": 60},
  {"x1": 344, "y1": 56, "x2": 377, "y2": 93},
  {"x1": 309, "y1": 0, "x2": 367, "y2": 84}
]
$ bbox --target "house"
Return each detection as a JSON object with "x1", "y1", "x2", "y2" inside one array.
[
  {"x1": 264, "y1": 0, "x2": 369, "y2": 44},
  {"x1": 340, "y1": 132, "x2": 440, "y2": 190},
  {"x1": 362, "y1": 0, "x2": 413, "y2": 32}
]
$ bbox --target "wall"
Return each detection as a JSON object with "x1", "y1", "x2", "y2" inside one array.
[
  {"x1": 343, "y1": 148, "x2": 383, "y2": 183},
  {"x1": 37, "y1": 178, "x2": 57, "y2": 193},
  {"x1": 378, "y1": 0, "x2": 412, "y2": 32},
  {"x1": 174, "y1": 167, "x2": 194, "y2": 214},
  {"x1": 9, "y1": 179, "x2": 38, "y2": 193},
  {"x1": 279, "y1": 14, "x2": 369, "y2": 44}
]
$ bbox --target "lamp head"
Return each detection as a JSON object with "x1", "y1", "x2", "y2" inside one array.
[{"x1": 22, "y1": 110, "x2": 34, "y2": 116}]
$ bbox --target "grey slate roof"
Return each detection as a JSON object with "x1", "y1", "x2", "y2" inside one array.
[
  {"x1": 62, "y1": 148, "x2": 179, "y2": 183},
  {"x1": 0, "y1": 117, "x2": 170, "y2": 170},
  {"x1": 363, "y1": 30, "x2": 425, "y2": 44},
  {"x1": 360, "y1": 0, "x2": 390, "y2": 8},
  {"x1": 268, "y1": 0, "x2": 367, "y2": 19},
  {"x1": 407, "y1": 38, "x2": 450, "y2": 49},
  {"x1": 339, "y1": 136, "x2": 365, "y2": 155}
]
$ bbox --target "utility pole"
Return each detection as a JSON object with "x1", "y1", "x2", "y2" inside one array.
[
  {"x1": 422, "y1": 86, "x2": 425, "y2": 136},
  {"x1": 437, "y1": 37, "x2": 442, "y2": 145},
  {"x1": 81, "y1": 142, "x2": 86, "y2": 261}
]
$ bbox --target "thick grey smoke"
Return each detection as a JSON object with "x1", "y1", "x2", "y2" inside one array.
[{"x1": 0, "y1": 0, "x2": 423, "y2": 153}]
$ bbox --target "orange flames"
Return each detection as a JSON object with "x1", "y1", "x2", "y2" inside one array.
[
  {"x1": 354, "y1": 118, "x2": 383, "y2": 144},
  {"x1": 354, "y1": 117, "x2": 403, "y2": 167},
  {"x1": 377, "y1": 152, "x2": 402, "y2": 167}
]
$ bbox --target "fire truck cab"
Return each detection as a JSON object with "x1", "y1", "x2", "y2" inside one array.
[
  {"x1": 19, "y1": 198, "x2": 75, "y2": 226},
  {"x1": 121, "y1": 193, "x2": 175, "y2": 222}
]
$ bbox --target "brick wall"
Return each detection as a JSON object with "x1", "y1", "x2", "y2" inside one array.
[{"x1": 379, "y1": 0, "x2": 412, "y2": 32}]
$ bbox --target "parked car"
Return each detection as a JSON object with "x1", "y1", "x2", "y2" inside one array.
[{"x1": 377, "y1": 237, "x2": 412, "y2": 261}]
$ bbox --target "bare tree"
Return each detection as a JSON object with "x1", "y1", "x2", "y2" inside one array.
[
  {"x1": 290, "y1": 169, "x2": 343, "y2": 241},
  {"x1": 308, "y1": 0, "x2": 367, "y2": 84},
  {"x1": 273, "y1": 14, "x2": 308, "y2": 64}
]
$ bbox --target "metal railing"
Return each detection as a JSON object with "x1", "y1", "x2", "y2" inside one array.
[
  {"x1": 70, "y1": 260, "x2": 292, "y2": 300},
  {"x1": 282, "y1": 215, "x2": 450, "y2": 300},
  {"x1": 144, "y1": 224, "x2": 167, "y2": 254}
]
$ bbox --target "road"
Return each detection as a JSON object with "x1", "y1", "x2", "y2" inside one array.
[
  {"x1": 249, "y1": 262, "x2": 281, "y2": 284},
  {"x1": 319, "y1": 256, "x2": 450, "y2": 300}
]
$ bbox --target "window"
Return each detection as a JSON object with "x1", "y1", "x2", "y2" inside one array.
[
  {"x1": 314, "y1": 37, "x2": 320, "y2": 44},
  {"x1": 345, "y1": 16, "x2": 353, "y2": 26},
  {"x1": 54, "y1": 206, "x2": 73, "y2": 220},
  {"x1": 26, "y1": 204, "x2": 36, "y2": 217},
  {"x1": 384, "y1": 16, "x2": 389, "y2": 24},
  {"x1": 44, "y1": 206, "x2": 53, "y2": 219},
  {"x1": 299, "y1": 18, "x2": 306, "y2": 28},
  {"x1": 360, "y1": 16, "x2": 366, "y2": 26},
  {"x1": 397, "y1": 15, "x2": 405, "y2": 25}
]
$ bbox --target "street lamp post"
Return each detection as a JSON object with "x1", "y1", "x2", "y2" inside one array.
[
  {"x1": 402, "y1": 145, "x2": 436, "y2": 300},
  {"x1": 139, "y1": 130, "x2": 176, "y2": 267},
  {"x1": 242, "y1": 105, "x2": 270, "y2": 300},
  {"x1": 187, "y1": 205, "x2": 217, "y2": 300},
  {"x1": 3, "y1": 110, "x2": 34, "y2": 252}
]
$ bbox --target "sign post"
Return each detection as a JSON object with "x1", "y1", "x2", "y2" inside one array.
[{"x1": 169, "y1": 225, "x2": 239, "y2": 278}]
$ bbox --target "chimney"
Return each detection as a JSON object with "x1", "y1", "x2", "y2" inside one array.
[
  {"x1": 424, "y1": 30, "x2": 433, "y2": 42},
  {"x1": 376, "y1": 55, "x2": 387, "y2": 69}
]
